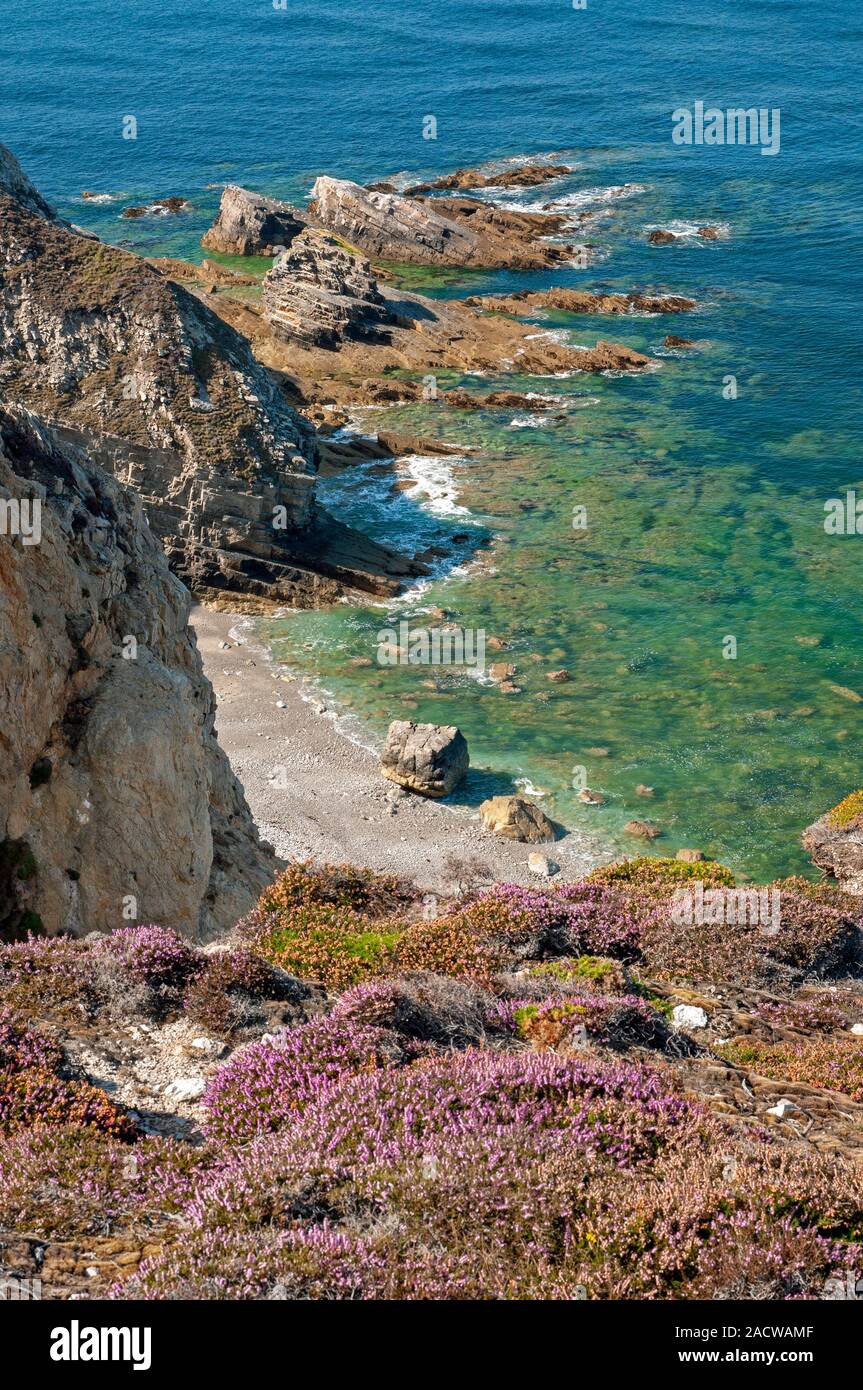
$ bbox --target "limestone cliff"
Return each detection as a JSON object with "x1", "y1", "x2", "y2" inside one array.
[{"x1": 0, "y1": 407, "x2": 277, "y2": 941}]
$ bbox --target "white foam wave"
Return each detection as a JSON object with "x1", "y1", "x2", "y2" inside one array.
[
  {"x1": 546, "y1": 182, "x2": 646, "y2": 211},
  {"x1": 397, "y1": 455, "x2": 472, "y2": 517}
]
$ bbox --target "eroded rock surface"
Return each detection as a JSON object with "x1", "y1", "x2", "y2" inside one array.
[
  {"x1": 263, "y1": 229, "x2": 394, "y2": 348},
  {"x1": 479, "y1": 796, "x2": 556, "y2": 843},
  {"x1": 0, "y1": 408, "x2": 277, "y2": 941},
  {"x1": 201, "y1": 185, "x2": 308, "y2": 255},
  {"x1": 464, "y1": 287, "x2": 697, "y2": 316},
  {"x1": 308, "y1": 176, "x2": 578, "y2": 269},
  {"x1": 0, "y1": 146, "x2": 420, "y2": 607},
  {"x1": 804, "y1": 796, "x2": 863, "y2": 895}
]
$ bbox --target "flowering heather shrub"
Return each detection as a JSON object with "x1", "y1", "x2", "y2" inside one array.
[
  {"x1": 113, "y1": 1225, "x2": 387, "y2": 1301},
  {"x1": 94, "y1": 925, "x2": 202, "y2": 991},
  {"x1": 721, "y1": 1036, "x2": 863, "y2": 1103},
  {"x1": 755, "y1": 993, "x2": 848, "y2": 1032},
  {"x1": 766, "y1": 892, "x2": 862, "y2": 976},
  {"x1": 0, "y1": 1009, "x2": 63, "y2": 1073},
  {"x1": 464, "y1": 883, "x2": 652, "y2": 961},
  {"x1": 0, "y1": 934, "x2": 93, "y2": 1021},
  {"x1": 493, "y1": 992, "x2": 669, "y2": 1051},
  {"x1": 547, "y1": 1143, "x2": 863, "y2": 1299},
  {"x1": 202, "y1": 1014, "x2": 411, "y2": 1144},
  {"x1": 332, "y1": 972, "x2": 499, "y2": 1046},
  {"x1": 259, "y1": 1050, "x2": 700, "y2": 1179},
  {"x1": 0, "y1": 1125, "x2": 213, "y2": 1238},
  {"x1": 244, "y1": 904, "x2": 401, "y2": 991},
  {"x1": 255, "y1": 860, "x2": 415, "y2": 918},
  {"x1": 388, "y1": 913, "x2": 500, "y2": 984},
  {"x1": 641, "y1": 888, "x2": 861, "y2": 986},
  {"x1": 0, "y1": 1067, "x2": 136, "y2": 1140},
  {"x1": 587, "y1": 856, "x2": 735, "y2": 891},
  {"x1": 183, "y1": 947, "x2": 300, "y2": 1039},
  {"x1": 772, "y1": 876, "x2": 863, "y2": 912}
]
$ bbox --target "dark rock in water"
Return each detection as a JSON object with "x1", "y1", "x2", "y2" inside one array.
[
  {"x1": 665, "y1": 334, "x2": 694, "y2": 348},
  {"x1": 0, "y1": 406, "x2": 277, "y2": 940},
  {"x1": 698, "y1": 225, "x2": 720, "y2": 240},
  {"x1": 647, "y1": 229, "x2": 678, "y2": 245},
  {"x1": 381, "y1": 721, "x2": 469, "y2": 798},
  {"x1": 202, "y1": 184, "x2": 308, "y2": 255}
]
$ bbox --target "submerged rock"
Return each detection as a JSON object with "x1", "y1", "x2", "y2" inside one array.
[{"x1": 380, "y1": 721, "x2": 469, "y2": 798}]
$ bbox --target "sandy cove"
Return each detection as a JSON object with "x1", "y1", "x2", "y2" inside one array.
[{"x1": 192, "y1": 605, "x2": 608, "y2": 894}]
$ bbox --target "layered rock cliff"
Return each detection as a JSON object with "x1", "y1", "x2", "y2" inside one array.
[
  {"x1": 0, "y1": 407, "x2": 277, "y2": 941},
  {"x1": 253, "y1": 230, "x2": 651, "y2": 389},
  {"x1": 0, "y1": 145, "x2": 421, "y2": 606},
  {"x1": 263, "y1": 229, "x2": 394, "y2": 348}
]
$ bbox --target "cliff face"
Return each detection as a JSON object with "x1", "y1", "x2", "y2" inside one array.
[
  {"x1": 0, "y1": 408, "x2": 277, "y2": 941},
  {"x1": 0, "y1": 177, "x2": 326, "y2": 603}
]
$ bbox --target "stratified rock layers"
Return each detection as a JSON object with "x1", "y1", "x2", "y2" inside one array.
[{"x1": 308, "y1": 176, "x2": 575, "y2": 269}]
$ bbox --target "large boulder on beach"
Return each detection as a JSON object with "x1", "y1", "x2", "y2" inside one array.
[
  {"x1": 803, "y1": 794, "x2": 863, "y2": 894},
  {"x1": 380, "y1": 721, "x2": 469, "y2": 798},
  {"x1": 201, "y1": 185, "x2": 308, "y2": 256},
  {"x1": 479, "y1": 796, "x2": 556, "y2": 843}
]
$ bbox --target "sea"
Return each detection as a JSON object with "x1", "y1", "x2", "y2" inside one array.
[{"x1": 3, "y1": 0, "x2": 862, "y2": 878}]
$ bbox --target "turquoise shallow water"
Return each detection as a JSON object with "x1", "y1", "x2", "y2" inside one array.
[{"x1": 4, "y1": 0, "x2": 862, "y2": 878}]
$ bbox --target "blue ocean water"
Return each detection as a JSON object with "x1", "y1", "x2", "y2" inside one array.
[{"x1": 3, "y1": 0, "x2": 862, "y2": 876}]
